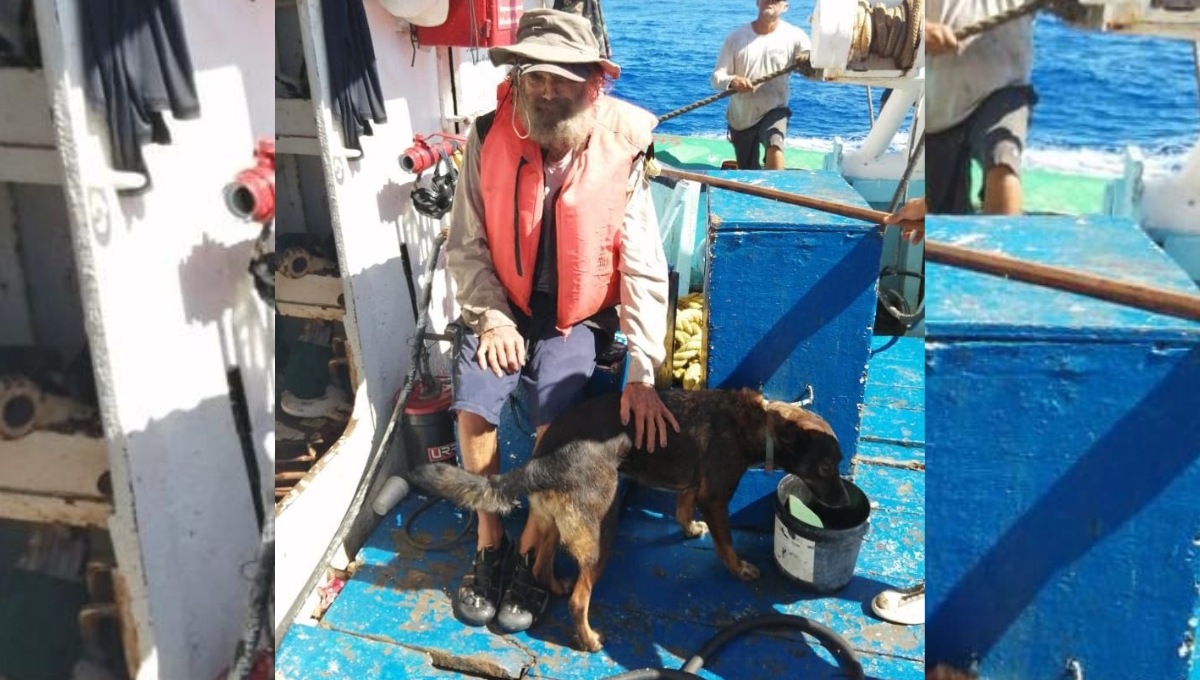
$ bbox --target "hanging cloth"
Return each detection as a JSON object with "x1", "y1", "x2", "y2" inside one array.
[
  {"x1": 79, "y1": 0, "x2": 200, "y2": 192},
  {"x1": 321, "y1": 0, "x2": 387, "y2": 152}
]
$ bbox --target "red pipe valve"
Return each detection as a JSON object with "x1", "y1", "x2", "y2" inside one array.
[
  {"x1": 400, "y1": 133, "x2": 466, "y2": 175},
  {"x1": 225, "y1": 139, "x2": 276, "y2": 224}
]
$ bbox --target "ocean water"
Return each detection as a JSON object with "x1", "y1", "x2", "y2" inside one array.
[{"x1": 602, "y1": 0, "x2": 1199, "y2": 177}]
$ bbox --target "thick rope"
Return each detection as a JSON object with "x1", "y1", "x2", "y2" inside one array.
[
  {"x1": 887, "y1": 131, "x2": 925, "y2": 213},
  {"x1": 658, "y1": 54, "x2": 815, "y2": 123},
  {"x1": 954, "y1": 0, "x2": 1054, "y2": 41},
  {"x1": 658, "y1": 0, "x2": 1066, "y2": 125},
  {"x1": 850, "y1": 0, "x2": 923, "y2": 69}
]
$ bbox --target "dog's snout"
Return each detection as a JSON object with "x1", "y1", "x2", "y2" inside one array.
[{"x1": 809, "y1": 476, "x2": 849, "y2": 508}]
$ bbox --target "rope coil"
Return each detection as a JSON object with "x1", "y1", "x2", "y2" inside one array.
[{"x1": 850, "y1": 0, "x2": 924, "y2": 69}]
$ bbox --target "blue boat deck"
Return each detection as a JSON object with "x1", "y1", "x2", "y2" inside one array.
[{"x1": 277, "y1": 335, "x2": 925, "y2": 679}]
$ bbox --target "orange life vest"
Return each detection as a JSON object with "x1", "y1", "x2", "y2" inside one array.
[{"x1": 479, "y1": 81, "x2": 657, "y2": 333}]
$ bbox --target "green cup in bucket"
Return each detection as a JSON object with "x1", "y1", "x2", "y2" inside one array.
[{"x1": 773, "y1": 474, "x2": 870, "y2": 592}]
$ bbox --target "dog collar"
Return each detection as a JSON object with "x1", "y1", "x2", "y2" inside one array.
[{"x1": 765, "y1": 430, "x2": 775, "y2": 472}]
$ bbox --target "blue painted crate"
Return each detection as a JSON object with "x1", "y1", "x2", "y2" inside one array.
[
  {"x1": 925, "y1": 215, "x2": 1200, "y2": 679},
  {"x1": 704, "y1": 169, "x2": 883, "y2": 479}
]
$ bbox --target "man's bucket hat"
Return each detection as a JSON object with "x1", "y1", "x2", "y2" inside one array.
[{"x1": 489, "y1": 9, "x2": 620, "y2": 82}]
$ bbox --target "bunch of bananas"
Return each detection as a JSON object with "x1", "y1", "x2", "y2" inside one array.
[{"x1": 672, "y1": 293, "x2": 706, "y2": 390}]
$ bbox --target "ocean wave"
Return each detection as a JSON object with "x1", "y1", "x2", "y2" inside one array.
[
  {"x1": 670, "y1": 131, "x2": 1194, "y2": 180},
  {"x1": 1024, "y1": 144, "x2": 1192, "y2": 179}
]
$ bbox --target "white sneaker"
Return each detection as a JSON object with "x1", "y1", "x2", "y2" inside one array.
[
  {"x1": 281, "y1": 385, "x2": 352, "y2": 420},
  {"x1": 871, "y1": 581, "x2": 925, "y2": 625}
]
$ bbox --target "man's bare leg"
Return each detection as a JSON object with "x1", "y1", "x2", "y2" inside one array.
[
  {"x1": 983, "y1": 165, "x2": 1022, "y2": 215},
  {"x1": 764, "y1": 144, "x2": 785, "y2": 170},
  {"x1": 494, "y1": 424, "x2": 555, "y2": 633},
  {"x1": 458, "y1": 410, "x2": 502, "y2": 550}
]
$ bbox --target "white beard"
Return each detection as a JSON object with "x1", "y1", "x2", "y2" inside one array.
[{"x1": 518, "y1": 93, "x2": 597, "y2": 155}]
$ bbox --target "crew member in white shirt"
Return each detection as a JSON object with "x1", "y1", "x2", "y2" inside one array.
[{"x1": 711, "y1": 0, "x2": 811, "y2": 170}]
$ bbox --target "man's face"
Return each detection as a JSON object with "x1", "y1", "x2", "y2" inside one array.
[
  {"x1": 758, "y1": 0, "x2": 788, "y2": 18},
  {"x1": 515, "y1": 68, "x2": 597, "y2": 150}
]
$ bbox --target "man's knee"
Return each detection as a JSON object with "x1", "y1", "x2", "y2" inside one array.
[{"x1": 457, "y1": 409, "x2": 495, "y2": 434}]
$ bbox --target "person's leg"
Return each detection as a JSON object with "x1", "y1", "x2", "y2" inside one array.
[
  {"x1": 968, "y1": 86, "x2": 1035, "y2": 215},
  {"x1": 982, "y1": 166, "x2": 1022, "y2": 215},
  {"x1": 457, "y1": 411, "x2": 503, "y2": 549},
  {"x1": 759, "y1": 107, "x2": 790, "y2": 170},
  {"x1": 925, "y1": 124, "x2": 973, "y2": 214},
  {"x1": 730, "y1": 124, "x2": 761, "y2": 170},
  {"x1": 496, "y1": 321, "x2": 600, "y2": 632},
  {"x1": 450, "y1": 325, "x2": 523, "y2": 626},
  {"x1": 764, "y1": 146, "x2": 784, "y2": 170}
]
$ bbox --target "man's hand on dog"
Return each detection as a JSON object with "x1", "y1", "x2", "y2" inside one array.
[
  {"x1": 476, "y1": 325, "x2": 526, "y2": 377},
  {"x1": 620, "y1": 383, "x2": 680, "y2": 453}
]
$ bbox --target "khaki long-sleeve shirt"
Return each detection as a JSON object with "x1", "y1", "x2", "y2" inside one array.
[{"x1": 444, "y1": 109, "x2": 669, "y2": 385}]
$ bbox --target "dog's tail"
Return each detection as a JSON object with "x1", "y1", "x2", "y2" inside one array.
[{"x1": 408, "y1": 460, "x2": 554, "y2": 515}]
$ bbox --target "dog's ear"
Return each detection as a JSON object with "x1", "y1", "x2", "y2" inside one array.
[
  {"x1": 768, "y1": 405, "x2": 848, "y2": 506},
  {"x1": 769, "y1": 406, "x2": 842, "y2": 476}
]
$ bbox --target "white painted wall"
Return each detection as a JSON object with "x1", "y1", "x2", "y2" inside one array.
[
  {"x1": 277, "y1": 0, "x2": 432, "y2": 629},
  {"x1": 30, "y1": 0, "x2": 274, "y2": 677},
  {"x1": 276, "y1": 0, "x2": 549, "y2": 634}
]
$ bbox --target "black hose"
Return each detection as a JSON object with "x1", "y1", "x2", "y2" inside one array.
[
  {"x1": 601, "y1": 613, "x2": 864, "y2": 680},
  {"x1": 886, "y1": 132, "x2": 925, "y2": 214},
  {"x1": 680, "y1": 613, "x2": 865, "y2": 679},
  {"x1": 274, "y1": 232, "x2": 447, "y2": 645},
  {"x1": 229, "y1": 514, "x2": 274, "y2": 679},
  {"x1": 401, "y1": 494, "x2": 476, "y2": 551}
]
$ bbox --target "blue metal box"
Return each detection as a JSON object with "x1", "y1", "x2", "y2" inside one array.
[
  {"x1": 925, "y1": 215, "x2": 1200, "y2": 679},
  {"x1": 705, "y1": 169, "x2": 883, "y2": 475}
]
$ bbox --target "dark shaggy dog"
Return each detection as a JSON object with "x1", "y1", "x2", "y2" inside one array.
[{"x1": 411, "y1": 388, "x2": 848, "y2": 651}]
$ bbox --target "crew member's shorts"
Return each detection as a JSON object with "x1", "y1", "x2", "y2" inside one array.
[
  {"x1": 927, "y1": 85, "x2": 1037, "y2": 214},
  {"x1": 728, "y1": 106, "x2": 790, "y2": 170},
  {"x1": 451, "y1": 305, "x2": 602, "y2": 428}
]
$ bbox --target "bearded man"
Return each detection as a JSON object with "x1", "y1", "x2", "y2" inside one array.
[{"x1": 442, "y1": 8, "x2": 678, "y2": 634}]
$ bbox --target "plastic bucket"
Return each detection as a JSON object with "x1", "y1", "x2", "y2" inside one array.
[{"x1": 773, "y1": 474, "x2": 870, "y2": 593}]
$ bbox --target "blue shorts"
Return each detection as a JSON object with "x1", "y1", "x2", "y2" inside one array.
[{"x1": 451, "y1": 316, "x2": 601, "y2": 428}]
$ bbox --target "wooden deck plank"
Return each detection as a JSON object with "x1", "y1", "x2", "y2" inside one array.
[
  {"x1": 853, "y1": 461, "x2": 926, "y2": 510},
  {"x1": 276, "y1": 623, "x2": 472, "y2": 679},
  {"x1": 856, "y1": 438, "x2": 925, "y2": 466},
  {"x1": 285, "y1": 333, "x2": 925, "y2": 678},
  {"x1": 327, "y1": 496, "x2": 924, "y2": 670}
]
